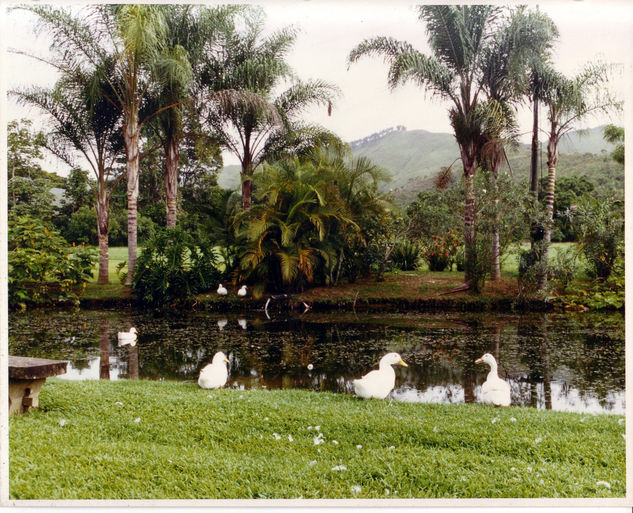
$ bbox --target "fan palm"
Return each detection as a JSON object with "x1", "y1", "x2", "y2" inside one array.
[
  {"x1": 535, "y1": 62, "x2": 620, "y2": 289},
  {"x1": 204, "y1": 8, "x2": 340, "y2": 211},
  {"x1": 12, "y1": 61, "x2": 123, "y2": 284},
  {"x1": 348, "y1": 5, "x2": 502, "y2": 285}
]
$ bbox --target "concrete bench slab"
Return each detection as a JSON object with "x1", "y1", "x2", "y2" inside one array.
[{"x1": 9, "y1": 356, "x2": 68, "y2": 415}]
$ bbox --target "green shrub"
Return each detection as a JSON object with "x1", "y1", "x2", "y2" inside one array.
[
  {"x1": 422, "y1": 231, "x2": 461, "y2": 272},
  {"x1": 132, "y1": 226, "x2": 223, "y2": 306},
  {"x1": 390, "y1": 240, "x2": 420, "y2": 271},
  {"x1": 8, "y1": 214, "x2": 97, "y2": 306}
]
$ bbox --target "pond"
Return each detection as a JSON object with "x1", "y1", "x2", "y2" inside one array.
[{"x1": 8, "y1": 308, "x2": 625, "y2": 415}]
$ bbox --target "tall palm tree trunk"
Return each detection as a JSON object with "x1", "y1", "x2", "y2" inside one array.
[
  {"x1": 461, "y1": 149, "x2": 478, "y2": 285},
  {"x1": 490, "y1": 171, "x2": 501, "y2": 281},
  {"x1": 538, "y1": 134, "x2": 558, "y2": 290},
  {"x1": 241, "y1": 159, "x2": 254, "y2": 211},
  {"x1": 124, "y1": 118, "x2": 140, "y2": 286},
  {"x1": 96, "y1": 187, "x2": 110, "y2": 285},
  {"x1": 165, "y1": 138, "x2": 179, "y2": 227}
]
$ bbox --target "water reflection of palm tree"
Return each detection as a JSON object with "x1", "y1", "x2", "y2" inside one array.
[
  {"x1": 517, "y1": 314, "x2": 552, "y2": 409},
  {"x1": 128, "y1": 343, "x2": 139, "y2": 380},
  {"x1": 99, "y1": 318, "x2": 110, "y2": 380}
]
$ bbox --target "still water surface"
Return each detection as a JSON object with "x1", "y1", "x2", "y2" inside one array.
[{"x1": 8, "y1": 309, "x2": 625, "y2": 415}]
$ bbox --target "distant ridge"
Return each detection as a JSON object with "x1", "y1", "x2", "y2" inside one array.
[{"x1": 217, "y1": 125, "x2": 619, "y2": 201}]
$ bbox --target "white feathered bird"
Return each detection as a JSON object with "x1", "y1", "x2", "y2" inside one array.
[
  {"x1": 475, "y1": 353, "x2": 511, "y2": 406},
  {"x1": 217, "y1": 284, "x2": 227, "y2": 296},
  {"x1": 237, "y1": 285, "x2": 247, "y2": 297},
  {"x1": 353, "y1": 352, "x2": 408, "y2": 399},
  {"x1": 117, "y1": 327, "x2": 137, "y2": 347},
  {"x1": 198, "y1": 351, "x2": 230, "y2": 389}
]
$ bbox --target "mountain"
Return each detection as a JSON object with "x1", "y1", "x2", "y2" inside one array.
[{"x1": 217, "y1": 125, "x2": 620, "y2": 202}]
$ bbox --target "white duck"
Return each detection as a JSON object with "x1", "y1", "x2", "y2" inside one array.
[
  {"x1": 237, "y1": 318, "x2": 248, "y2": 330},
  {"x1": 217, "y1": 318, "x2": 228, "y2": 330},
  {"x1": 198, "y1": 351, "x2": 230, "y2": 389},
  {"x1": 353, "y1": 352, "x2": 408, "y2": 399},
  {"x1": 237, "y1": 285, "x2": 248, "y2": 297},
  {"x1": 217, "y1": 284, "x2": 228, "y2": 296},
  {"x1": 117, "y1": 327, "x2": 137, "y2": 347},
  {"x1": 475, "y1": 353, "x2": 511, "y2": 406}
]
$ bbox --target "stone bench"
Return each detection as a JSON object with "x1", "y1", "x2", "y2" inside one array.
[{"x1": 8, "y1": 356, "x2": 68, "y2": 415}]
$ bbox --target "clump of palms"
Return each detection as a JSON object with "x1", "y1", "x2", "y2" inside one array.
[{"x1": 232, "y1": 146, "x2": 390, "y2": 296}]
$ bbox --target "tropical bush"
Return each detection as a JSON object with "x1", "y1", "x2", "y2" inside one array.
[
  {"x1": 390, "y1": 240, "x2": 420, "y2": 271},
  {"x1": 132, "y1": 226, "x2": 223, "y2": 306},
  {"x1": 567, "y1": 195, "x2": 624, "y2": 280},
  {"x1": 8, "y1": 214, "x2": 97, "y2": 306},
  {"x1": 422, "y1": 231, "x2": 461, "y2": 272}
]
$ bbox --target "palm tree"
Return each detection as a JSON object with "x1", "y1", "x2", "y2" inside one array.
[
  {"x1": 18, "y1": 5, "x2": 191, "y2": 284},
  {"x1": 204, "y1": 8, "x2": 340, "y2": 211},
  {"x1": 12, "y1": 62, "x2": 123, "y2": 285},
  {"x1": 348, "y1": 5, "x2": 503, "y2": 286},
  {"x1": 536, "y1": 62, "x2": 620, "y2": 289},
  {"x1": 478, "y1": 8, "x2": 558, "y2": 279}
]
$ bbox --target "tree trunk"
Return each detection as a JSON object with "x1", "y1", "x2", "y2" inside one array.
[
  {"x1": 529, "y1": 92, "x2": 541, "y2": 257},
  {"x1": 241, "y1": 159, "x2": 254, "y2": 211},
  {"x1": 538, "y1": 133, "x2": 558, "y2": 291},
  {"x1": 96, "y1": 187, "x2": 110, "y2": 285},
  {"x1": 462, "y1": 160, "x2": 477, "y2": 285},
  {"x1": 124, "y1": 120, "x2": 140, "y2": 286},
  {"x1": 490, "y1": 171, "x2": 501, "y2": 281},
  {"x1": 165, "y1": 138, "x2": 179, "y2": 228}
]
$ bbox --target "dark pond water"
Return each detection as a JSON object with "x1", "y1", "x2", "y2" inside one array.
[{"x1": 8, "y1": 309, "x2": 625, "y2": 415}]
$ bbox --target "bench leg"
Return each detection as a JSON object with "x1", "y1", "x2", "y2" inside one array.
[{"x1": 9, "y1": 378, "x2": 46, "y2": 415}]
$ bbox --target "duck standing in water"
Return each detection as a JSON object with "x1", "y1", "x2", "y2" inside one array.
[
  {"x1": 475, "y1": 353, "x2": 511, "y2": 406},
  {"x1": 353, "y1": 352, "x2": 408, "y2": 399},
  {"x1": 198, "y1": 351, "x2": 230, "y2": 389}
]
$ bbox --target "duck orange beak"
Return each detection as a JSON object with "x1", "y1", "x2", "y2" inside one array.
[
  {"x1": 398, "y1": 359, "x2": 408, "y2": 367},
  {"x1": 475, "y1": 358, "x2": 483, "y2": 364},
  {"x1": 224, "y1": 358, "x2": 230, "y2": 363}
]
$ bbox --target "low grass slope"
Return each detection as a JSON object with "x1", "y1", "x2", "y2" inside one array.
[{"x1": 9, "y1": 379, "x2": 625, "y2": 500}]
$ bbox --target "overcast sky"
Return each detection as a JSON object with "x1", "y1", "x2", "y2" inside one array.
[{"x1": 2, "y1": 0, "x2": 631, "y2": 170}]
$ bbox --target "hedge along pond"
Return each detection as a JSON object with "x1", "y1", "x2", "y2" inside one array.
[{"x1": 8, "y1": 308, "x2": 624, "y2": 415}]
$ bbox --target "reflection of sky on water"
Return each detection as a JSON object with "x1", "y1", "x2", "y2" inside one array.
[
  {"x1": 59, "y1": 356, "x2": 625, "y2": 415},
  {"x1": 391, "y1": 381, "x2": 625, "y2": 415}
]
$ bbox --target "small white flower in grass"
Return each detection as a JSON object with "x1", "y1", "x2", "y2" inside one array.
[
  {"x1": 315, "y1": 425, "x2": 321, "y2": 431},
  {"x1": 388, "y1": 446, "x2": 395, "y2": 450},
  {"x1": 332, "y1": 465, "x2": 347, "y2": 471},
  {"x1": 350, "y1": 485, "x2": 361, "y2": 494},
  {"x1": 314, "y1": 435, "x2": 325, "y2": 446},
  {"x1": 59, "y1": 419, "x2": 67, "y2": 427},
  {"x1": 356, "y1": 444, "x2": 362, "y2": 450},
  {"x1": 618, "y1": 418, "x2": 624, "y2": 425},
  {"x1": 433, "y1": 426, "x2": 437, "y2": 433},
  {"x1": 134, "y1": 418, "x2": 141, "y2": 424},
  {"x1": 510, "y1": 417, "x2": 517, "y2": 422},
  {"x1": 239, "y1": 395, "x2": 244, "y2": 399},
  {"x1": 115, "y1": 401, "x2": 123, "y2": 406},
  {"x1": 527, "y1": 466, "x2": 533, "y2": 472},
  {"x1": 264, "y1": 417, "x2": 269, "y2": 421},
  {"x1": 288, "y1": 435, "x2": 294, "y2": 442},
  {"x1": 309, "y1": 460, "x2": 317, "y2": 467},
  {"x1": 510, "y1": 467, "x2": 516, "y2": 471},
  {"x1": 539, "y1": 479, "x2": 544, "y2": 485},
  {"x1": 596, "y1": 480, "x2": 611, "y2": 489},
  {"x1": 307, "y1": 426, "x2": 313, "y2": 430},
  {"x1": 534, "y1": 437, "x2": 542, "y2": 443},
  {"x1": 622, "y1": 434, "x2": 626, "y2": 439},
  {"x1": 332, "y1": 440, "x2": 338, "y2": 445},
  {"x1": 491, "y1": 417, "x2": 499, "y2": 424},
  {"x1": 385, "y1": 489, "x2": 390, "y2": 496}
]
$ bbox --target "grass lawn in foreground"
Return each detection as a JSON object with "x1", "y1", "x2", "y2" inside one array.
[{"x1": 9, "y1": 379, "x2": 625, "y2": 500}]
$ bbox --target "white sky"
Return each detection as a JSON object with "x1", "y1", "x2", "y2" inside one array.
[{"x1": 1, "y1": 0, "x2": 632, "y2": 170}]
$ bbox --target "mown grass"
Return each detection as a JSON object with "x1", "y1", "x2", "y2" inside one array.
[{"x1": 9, "y1": 379, "x2": 625, "y2": 500}]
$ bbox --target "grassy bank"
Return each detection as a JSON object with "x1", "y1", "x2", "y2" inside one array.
[{"x1": 9, "y1": 379, "x2": 625, "y2": 500}]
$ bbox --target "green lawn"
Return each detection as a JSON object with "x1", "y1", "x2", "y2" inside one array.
[{"x1": 9, "y1": 379, "x2": 625, "y2": 500}]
